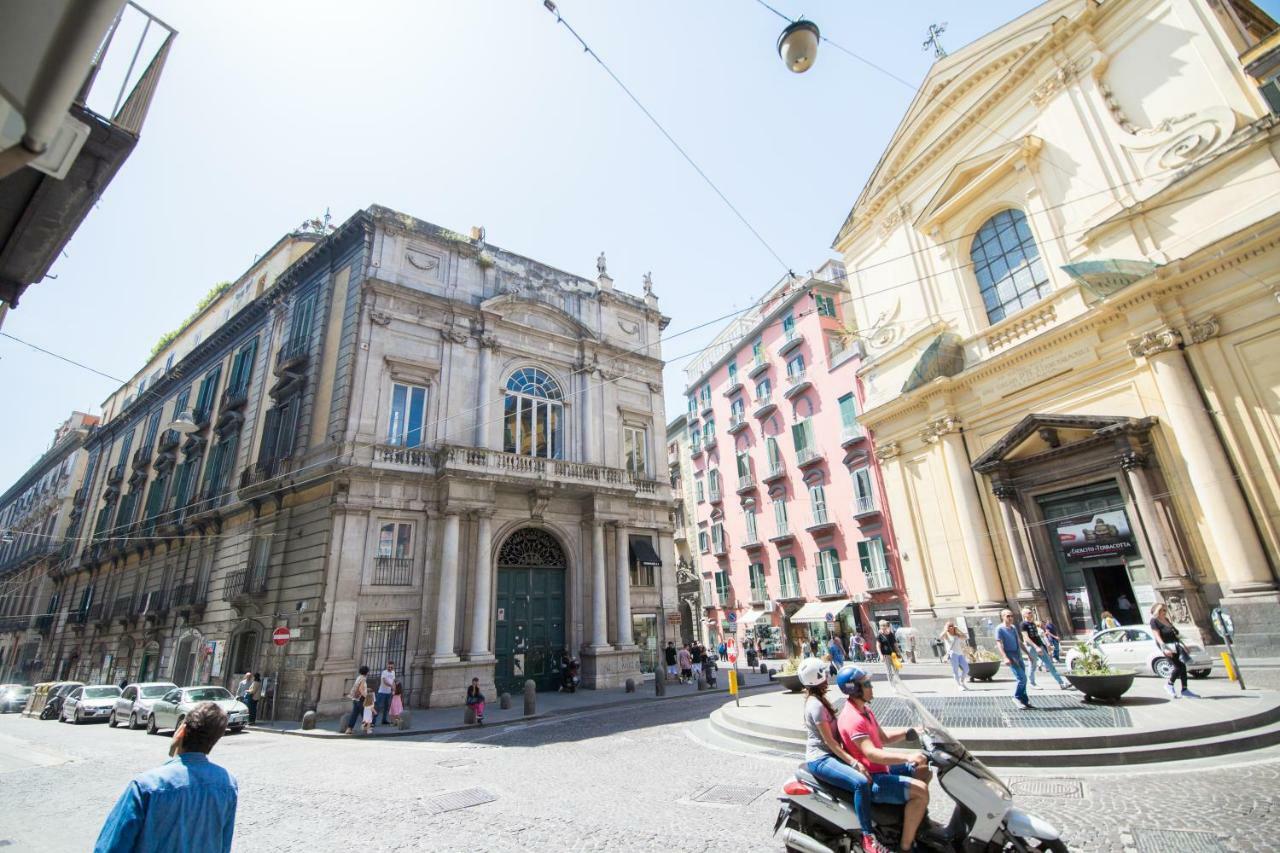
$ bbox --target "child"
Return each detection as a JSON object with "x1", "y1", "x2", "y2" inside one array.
[
  {"x1": 361, "y1": 688, "x2": 375, "y2": 734},
  {"x1": 465, "y1": 677, "x2": 485, "y2": 725},
  {"x1": 389, "y1": 680, "x2": 404, "y2": 725}
]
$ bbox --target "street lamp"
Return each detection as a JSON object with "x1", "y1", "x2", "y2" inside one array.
[
  {"x1": 168, "y1": 409, "x2": 198, "y2": 434},
  {"x1": 777, "y1": 19, "x2": 820, "y2": 73}
]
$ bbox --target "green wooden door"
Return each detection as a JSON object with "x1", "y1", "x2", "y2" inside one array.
[{"x1": 495, "y1": 566, "x2": 565, "y2": 694}]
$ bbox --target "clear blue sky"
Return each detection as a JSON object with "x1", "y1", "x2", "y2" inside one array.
[{"x1": 0, "y1": 0, "x2": 1251, "y2": 485}]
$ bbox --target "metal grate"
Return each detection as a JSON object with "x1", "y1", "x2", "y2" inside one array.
[
  {"x1": 429, "y1": 787, "x2": 497, "y2": 814},
  {"x1": 1005, "y1": 778, "x2": 1085, "y2": 798},
  {"x1": 692, "y1": 785, "x2": 768, "y2": 806},
  {"x1": 359, "y1": 620, "x2": 408, "y2": 678},
  {"x1": 1133, "y1": 829, "x2": 1226, "y2": 852},
  {"x1": 870, "y1": 696, "x2": 1131, "y2": 729},
  {"x1": 437, "y1": 758, "x2": 476, "y2": 769}
]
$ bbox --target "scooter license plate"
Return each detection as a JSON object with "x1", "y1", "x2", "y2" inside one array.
[{"x1": 774, "y1": 803, "x2": 792, "y2": 834}]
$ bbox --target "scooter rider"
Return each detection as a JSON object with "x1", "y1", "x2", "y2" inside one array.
[
  {"x1": 798, "y1": 657, "x2": 876, "y2": 853},
  {"x1": 835, "y1": 665, "x2": 931, "y2": 853}
]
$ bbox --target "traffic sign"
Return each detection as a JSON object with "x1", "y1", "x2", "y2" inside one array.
[
  {"x1": 825, "y1": 612, "x2": 835, "y2": 623},
  {"x1": 727, "y1": 611, "x2": 737, "y2": 623},
  {"x1": 727, "y1": 637, "x2": 738, "y2": 663},
  {"x1": 272, "y1": 627, "x2": 291, "y2": 647},
  {"x1": 1211, "y1": 607, "x2": 1234, "y2": 641}
]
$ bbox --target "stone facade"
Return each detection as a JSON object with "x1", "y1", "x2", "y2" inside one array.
[{"x1": 832, "y1": 0, "x2": 1280, "y2": 653}]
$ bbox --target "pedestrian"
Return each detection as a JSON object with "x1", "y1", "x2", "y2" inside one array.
[
  {"x1": 1100, "y1": 610, "x2": 1119, "y2": 630},
  {"x1": 1150, "y1": 602, "x2": 1197, "y2": 698},
  {"x1": 1042, "y1": 619, "x2": 1062, "y2": 662},
  {"x1": 996, "y1": 609, "x2": 1032, "y2": 710},
  {"x1": 797, "y1": 658, "x2": 874, "y2": 853},
  {"x1": 1115, "y1": 593, "x2": 1136, "y2": 625},
  {"x1": 895, "y1": 625, "x2": 918, "y2": 664},
  {"x1": 809, "y1": 637, "x2": 820, "y2": 657},
  {"x1": 704, "y1": 653, "x2": 718, "y2": 687},
  {"x1": 361, "y1": 688, "x2": 375, "y2": 734},
  {"x1": 94, "y1": 701, "x2": 238, "y2": 853},
  {"x1": 876, "y1": 621, "x2": 899, "y2": 662},
  {"x1": 677, "y1": 644, "x2": 692, "y2": 683},
  {"x1": 691, "y1": 643, "x2": 705, "y2": 682},
  {"x1": 377, "y1": 659, "x2": 396, "y2": 726},
  {"x1": 718, "y1": 640, "x2": 728, "y2": 659},
  {"x1": 341, "y1": 665, "x2": 369, "y2": 735},
  {"x1": 1020, "y1": 609, "x2": 1069, "y2": 690},
  {"x1": 852, "y1": 634, "x2": 866, "y2": 662},
  {"x1": 828, "y1": 634, "x2": 846, "y2": 669},
  {"x1": 664, "y1": 641, "x2": 678, "y2": 683},
  {"x1": 466, "y1": 677, "x2": 486, "y2": 724},
  {"x1": 940, "y1": 622, "x2": 969, "y2": 690},
  {"x1": 246, "y1": 673, "x2": 261, "y2": 724},
  {"x1": 235, "y1": 672, "x2": 252, "y2": 714},
  {"x1": 389, "y1": 681, "x2": 404, "y2": 725}
]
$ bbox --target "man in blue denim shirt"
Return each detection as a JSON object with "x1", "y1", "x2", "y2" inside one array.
[
  {"x1": 995, "y1": 609, "x2": 1033, "y2": 710},
  {"x1": 95, "y1": 701, "x2": 239, "y2": 853}
]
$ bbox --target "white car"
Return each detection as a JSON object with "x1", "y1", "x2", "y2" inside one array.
[
  {"x1": 147, "y1": 686, "x2": 250, "y2": 735},
  {"x1": 1066, "y1": 627, "x2": 1214, "y2": 679},
  {"x1": 60, "y1": 685, "x2": 122, "y2": 724},
  {"x1": 110, "y1": 682, "x2": 178, "y2": 729}
]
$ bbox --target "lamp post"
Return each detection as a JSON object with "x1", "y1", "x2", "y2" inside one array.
[{"x1": 777, "y1": 19, "x2": 820, "y2": 73}]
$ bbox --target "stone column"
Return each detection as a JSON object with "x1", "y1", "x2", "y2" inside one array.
[
  {"x1": 432, "y1": 511, "x2": 461, "y2": 660},
  {"x1": 926, "y1": 416, "x2": 1004, "y2": 607},
  {"x1": 474, "y1": 337, "x2": 497, "y2": 449},
  {"x1": 1119, "y1": 451, "x2": 1183, "y2": 579},
  {"x1": 580, "y1": 358, "x2": 597, "y2": 464},
  {"x1": 614, "y1": 523, "x2": 634, "y2": 647},
  {"x1": 589, "y1": 521, "x2": 609, "y2": 648},
  {"x1": 992, "y1": 485, "x2": 1038, "y2": 596},
  {"x1": 1129, "y1": 327, "x2": 1274, "y2": 594},
  {"x1": 466, "y1": 511, "x2": 494, "y2": 658}
]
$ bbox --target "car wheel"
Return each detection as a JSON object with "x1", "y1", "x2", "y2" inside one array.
[
  {"x1": 1153, "y1": 657, "x2": 1175, "y2": 680},
  {"x1": 73, "y1": 709, "x2": 82, "y2": 725},
  {"x1": 108, "y1": 710, "x2": 118, "y2": 728},
  {"x1": 130, "y1": 712, "x2": 139, "y2": 730},
  {"x1": 1190, "y1": 669, "x2": 1212, "y2": 679},
  {"x1": 146, "y1": 714, "x2": 158, "y2": 735},
  {"x1": 231, "y1": 725, "x2": 244, "y2": 733}
]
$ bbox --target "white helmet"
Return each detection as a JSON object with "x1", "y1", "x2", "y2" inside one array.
[{"x1": 797, "y1": 656, "x2": 828, "y2": 688}]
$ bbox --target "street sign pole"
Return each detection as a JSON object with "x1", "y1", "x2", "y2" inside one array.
[{"x1": 1211, "y1": 608, "x2": 1245, "y2": 691}]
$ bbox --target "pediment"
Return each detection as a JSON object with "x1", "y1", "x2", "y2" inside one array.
[
  {"x1": 972, "y1": 413, "x2": 1157, "y2": 473},
  {"x1": 914, "y1": 136, "x2": 1042, "y2": 232},
  {"x1": 481, "y1": 293, "x2": 597, "y2": 341}
]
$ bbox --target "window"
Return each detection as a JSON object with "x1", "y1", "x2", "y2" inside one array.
[
  {"x1": 503, "y1": 368, "x2": 564, "y2": 459},
  {"x1": 387, "y1": 382, "x2": 428, "y2": 448},
  {"x1": 116, "y1": 429, "x2": 135, "y2": 466},
  {"x1": 970, "y1": 208, "x2": 1050, "y2": 324},
  {"x1": 201, "y1": 434, "x2": 238, "y2": 503},
  {"x1": 711, "y1": 522, "x2": 725, "y2": 553},
  {"x1": 227, "y1": 337, "x2": 259, "y2": 397},
  {"x1": 714, "y1": 570, "x2": 730, "y2": 605},
  {"x1": 360, "y1": 619, "x2": 408, "y2": 676},
  {"x1": 373, "y1": 522, "x2": 413, "y2": 585},
  {"x1": 284, "y1": 291, "x2": 317, "y2": 357},
  {"x1": 688, "y1": 397, "x2": 698, "y2": 418},
  {"x1": 704, "y1": 417, "x2": 716, "y2": 439},
  {"x1": 777, "y1": 556, "x2": 800, "y2": 598},
  {"x1": 624, "y1": 425, "x2": 648, "y2": 476},
  {"x1": 809, "y1": 484, "x2": 828, "y2": 525},
  {"x1": 142, "y1": 410, "x2": 162, "y2": 453},
  {"x1": 858, "y1": 537, "x2": 891, "y2": 590},
  {"x1": 735, "y1": 451, "x2": 751, "y2": 479},
  {"x1": 752, "y1": 340, "x2": 764, "y2": 363},
  {"x1": 755, "y1": 378, "x2": 771, "y2": 401},
  {"x1": 696, "y1": 480, "x2": 705, "y2": 503},
  {"x1": 766, "y1": 437, "x2": 782, "y2": 474},
  {"x1": 791, "y1": 418, "x2": 814, "y2": 454},
  {"x1": 815, "y1": 293, "x2": 837, "y2": 318},
  {"x1": 257, "y1": 396, "x2": 301, "y2": 470},
  {"x1": 698, "y1": 530, "x2": 709, "y2": 553},
  {"x1": 745, "y1": 509, "x2": 758, "y2": 544},
  {"x1": 691, "y1": 427, "x2": 701, "y2": 452},
  {"x1": 700, "y1": 384, "x2": 712, "y2": 408},
  {"x1": 749, "y1": 563, "x2": 767, "y2": 600},
  {"x1": 773, "y1": 498, "x2": 789, "y2": 536},
  {"x1": 708, "y1": 469, "x2": 721, "y2": 499},
  {"x1": 730, "y1": 398, "x2": 745, "y2": 420},
  {"x1": 727, "y1": 362, "x2": 738, "y2": 385},
  {"x1": 629, "y1": 535, "x2": 657, "y2": 587},
  {"x1": 838, "y1": 394, "x2": 857, "y2": 429},
  {"x1": 786, "y1": 354, "x2": 805, "y2": 378},
  {"x1": 193, "y1": 366, "x2": 222, "y2": 423},
  {"x1": 782, "y1": 313, "x2": 796, "y2": 339},
  {"x1": 816, "y1": 547, "x2": 842, "y2": 595},
  {"x1": 827, "y1": 333, "x2": 846, "y2": 361},
  {"x1": 852, "y1": 467, "x2": 875, "y2": 514}
]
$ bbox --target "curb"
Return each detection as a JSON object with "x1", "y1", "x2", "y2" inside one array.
[{"x1": 246, "y1": 676, "x2": 780, "y2": 740}]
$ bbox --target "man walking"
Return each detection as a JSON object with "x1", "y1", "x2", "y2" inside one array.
[
  {"x1": 95, "y1": 702, "x2": 238, "y2": 852},
  {"x1": 827, "y1": 634, "x2": 845, "y2": 668},
  {"x1": 664, "y1": 641, "x2": 678, "y2": 682},
  {"x1": 677, "y1": 643, "x2": 693, "y2": 684},
  {"x1": 1020, "y1": 608, "x2": 1070, "y2": 690},
  {"x1": 997, "y1": 609, "x2": 1032, "y2": 710},
  {"x1": 377, "y1": 659, "x2": 397, "y2": 725}
]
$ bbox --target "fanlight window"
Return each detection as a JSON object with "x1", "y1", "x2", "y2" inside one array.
[
  {"x1": 503, "y1": 367, "x2": 564, "y2": 459},
  {"x1": 970, "y1": 208, "x2": 1050, "y2": 324}
]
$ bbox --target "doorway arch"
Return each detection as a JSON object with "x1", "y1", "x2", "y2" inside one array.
[
  {"x1": 494, "y1": 527, "x2": 567, "y2": 694},
  {"x1": 169, "y1": 636, "x2": 195, "y2": 686},
  {"x1": 227, "y1": 626, "x2": 261, "y2": 687}
]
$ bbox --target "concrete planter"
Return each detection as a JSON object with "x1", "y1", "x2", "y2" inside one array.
[
  {"x1": 777, "y1": 673, "x2": 804, "y2": 693},
  {"x1": 1065, "y1": 670, "x2": 1136, "y2": 704},
  {"x1": 967, "y1": 660, "x2": 1001, "y2": 682}
]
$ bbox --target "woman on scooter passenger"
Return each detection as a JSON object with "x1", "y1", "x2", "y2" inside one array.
[{"x1": 797, "y1": 657, "x2": 876, "y2": 853}]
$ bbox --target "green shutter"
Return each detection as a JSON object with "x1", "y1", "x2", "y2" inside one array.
[{"x1": 838, "y1": 393, "x2": 857, "y2": 428}]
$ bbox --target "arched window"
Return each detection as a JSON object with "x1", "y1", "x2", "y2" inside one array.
[
  {"x1": 970, "y1": 208, "x2": 1050, "y2": 324},
  {"x1": 503, "y1": 367, "x2": 564, "y2": 459}
]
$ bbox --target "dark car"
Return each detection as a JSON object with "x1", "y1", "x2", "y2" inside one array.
[{"x1": 40, "y1": 681, "x2": 85, "y2": 720}]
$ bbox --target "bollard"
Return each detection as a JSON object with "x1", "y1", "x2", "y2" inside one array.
[
  {"x1": 398, "y1": 710, "x2": 412, "y2": 730},
  {"x1": 500, "y1": 692, "x2": 511, "y2": 710},
  {"x1": 625, "y1": 678, "x2": 636, "y2": 693},
  {"x1": 464, "y1": 705, "x2": 477, "y2": 725},
  {"x1": 654, "y1": 674, "x2": 666, "y2": 696},
  {"x1": 300, "y1": 710, "x2": 316, "y2": 731},
  {"x1": 759, "y1": 663, "x2": 768, "y2": 675},
  {"x1": 523, "y1": 680, "x2": 537, "y2": 716}
]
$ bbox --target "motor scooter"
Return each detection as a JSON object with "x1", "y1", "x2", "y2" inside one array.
[
  {"x1": 774, "y1": 665, "x2": 1065, "y2": 852},
  {"x1": 559, "y1": 655, "x2": 581, "y2": 693}
]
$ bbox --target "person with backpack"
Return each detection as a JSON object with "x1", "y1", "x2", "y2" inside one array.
[{"x1": 340, "y1": 666, "x2": 369, "y2": 735}]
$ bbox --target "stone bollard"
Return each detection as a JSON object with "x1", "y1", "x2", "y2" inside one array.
[
  {"x1": 463, "y1": 705, "x2": 477, "y2": 725},
  {"x1": 759, "y1": 663, "x2": 769, "y2": 675},
  {"x1": 625, "y1": 678, "x2": 636, "y2": 693},
  {"x1": 300, "y1": 710, "x2": 316, "y2": 731},
  {"x1": 499, "y1": 692, "x2": 511, "y2": 710},
  {"x1": 654, "y1": 674, "x2": 666, "y2": 696},
  {"x1": 398, "y1": 710, "x2": 412, "y2": 730},
  {"x1": 523, "y1": 680, "x2": 537, "y2": 716},
  {"x1": 697, "y1": 674, "x2": 707, "y2": 691}
]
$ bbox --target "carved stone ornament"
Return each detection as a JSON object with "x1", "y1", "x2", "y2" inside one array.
[
  {"x1": 991, "y1": 484, "x2": 1018, "y2": 501},
  {"x1": 879, "y1": 203, "x2": 912, "y2": 239},
  {"x1": 528, "y1": 489, "x2": 552, "y2": 520},
  {"x1": 1127, "y1": 327, "x2": 1182, "y2": 359},
  {"x1": 479, "y1": 334, "x2": 501, "y2": 352},
  {"x1": 369, "y1": 310, "x2": 392, "y2": 326},
  {"x1": 497, "y1": 527, "x2": 567, "y2": 568},
  {"x1": 1187, "y1": 316, "x2": 1219, "y2": 344},
  {"x1": 617, "y1": 318, "x2": 640, "y2": 336},
  {"x1": 866, "y1": 299, "x2": 902, "y2": 349},
  {"x1": 1163, "y1": 594, "x2": 1192, "y2": 624},
  {"x1": 873, "y1": 441, "x2": 901, "y2": 461},
  {"x1": 405, "y1": 246, "x2": 441, "y2": 273},
  {"x1": 1097, "y1": 81, "x2": 1236, "y2": 174},
  {"x1": 442, "y1": 313, "x2": 471, "y2": 344},
  {"x1": 1119, "y1": 451, "x2": 1147, "y2": 471},
  {"x1": 1029, "y1": 57, "x2": 1090, "y2": 108},
  {"x1": 920, "y1": 415, "x2": 962, "y2": 444}
]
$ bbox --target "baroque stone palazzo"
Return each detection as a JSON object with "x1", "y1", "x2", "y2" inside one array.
[
  {"x1": 831, "y1": 0, "x2": 1280, "y2": 653},
  {"x1": 24, "y1": 206, "x2": 673, "y2": 715}
]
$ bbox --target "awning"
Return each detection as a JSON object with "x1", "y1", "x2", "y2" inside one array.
[
  {"x1": 744, "y1": 609, "x2": 774, "y2": 625},
  {"x1": 789, "y1": 599, "x2": 851, "y2": 624},
  {"x1": 629, "y1": 538, "x2": 662, "y2": 566}
]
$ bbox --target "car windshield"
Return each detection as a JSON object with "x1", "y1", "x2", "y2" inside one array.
[
  {"x1": 84, "y1": 687, "x2": 121, "y2": 699},
  {"x1": 184, "y1": 687, "x2": 232, "y2": 702},
  {"x1": 140, "y1": 685, "x2": 173, "y2": 698}
]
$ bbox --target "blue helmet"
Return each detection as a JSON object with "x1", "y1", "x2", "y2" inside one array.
[{"x1": 835, "y1": 664, "x2": 871, "y2": 698}]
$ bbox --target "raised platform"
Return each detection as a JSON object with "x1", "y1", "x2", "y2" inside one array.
[{"x1": 708, "y1": 667, "x2": 1280, "y2": 767}]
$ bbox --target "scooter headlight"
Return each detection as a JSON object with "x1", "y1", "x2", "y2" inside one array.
[{"x1": 980, "y1": 776, "x2": 1012, "y2": 802}]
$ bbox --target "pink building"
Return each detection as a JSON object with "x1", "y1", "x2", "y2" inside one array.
[{"x1": 684, "y1": 264, "x2": 907, "y2": 658}]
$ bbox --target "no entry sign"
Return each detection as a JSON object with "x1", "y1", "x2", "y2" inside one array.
[{"x1": 272, "y1": 627, "x2": 291, "y2": 647}]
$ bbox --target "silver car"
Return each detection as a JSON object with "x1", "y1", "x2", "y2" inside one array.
[
  {"x1": 110, "y1": 682, "x2": 178, "y2": 729},
  {"x1": 147, "y1": 686, "x2": 249, "y2": 735},
  {"x1": 0, "y1": 684, "x2": 32, "y2": 713},
  {"x1": 61, "y1": 685, "x2": 122, "y2": 724}
]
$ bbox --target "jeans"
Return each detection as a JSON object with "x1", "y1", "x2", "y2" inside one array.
[
  {"x1": 1049, "y1": 637, "x2": 1061, "y2": 661},
  {"x1": 808, "y1": 754, "x2": 872, "y2": 834},
  {"x1": 1027, "y1": 647, "x2": 1065, "y2": 687},
  {"x1": 244, "y1": 694, "x2": 257, "y2": 724},
  {"x1": 1008, "y1": 659, "x2": 1029, "y2": 705},
  {"x1": 948, "y1": 652, "x2": 969, "y2": 685},
  {"x1": 375, "y1": 691, "x2": 392, "y2": 724},
  {"x1": 345, "y1": 698, "x2": 363, "y2": 731}
]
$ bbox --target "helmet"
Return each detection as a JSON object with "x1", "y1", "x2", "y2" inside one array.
[
  {"x1": 835, "y1": 664, "x2": 871, "y2": 698},
  {"x1": 797, "y1": 656, "x2": 829, "y2": 688}
]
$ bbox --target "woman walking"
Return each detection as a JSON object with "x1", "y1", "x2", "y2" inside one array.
[
  {"x1": 940, "y1": 622, "x2": 969, "y2": 690},
  {"x1": 798, "y1": 657, "x2": 874, "y2": 852},
  {"x1": 341, "y1": 665, "x2": 369, "y2": 734},
  {"x1": 1150, "y1": 603, "x2": 1197, "y2": 698},
  {"x1": 247, "y1": 673, "x2": 262, "y2": 724}
]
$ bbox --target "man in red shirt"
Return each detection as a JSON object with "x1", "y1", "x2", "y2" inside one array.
[{"x1": 835, "y1": 666, "x2": 931, "y2": 853}]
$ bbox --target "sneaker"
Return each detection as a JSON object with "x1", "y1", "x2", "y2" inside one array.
[
  {"x1": 1181, "y1": 688, "x2": 1198, "y2": 698},
  {"x1": 860, "y1": 834, "x2": 877, "y2": 853},
  {"x1": 1165, "y1": 683, "x2": 1177, "y2": 698}
]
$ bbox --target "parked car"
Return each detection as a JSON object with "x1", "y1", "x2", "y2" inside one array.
[
  {"x1": 147, "y1": 686, "x2": 249, "y2": 735},
  {"x1": 110, "y1": 682, "x2": 178, "y2": 729},
  {"x1": 41, "y1": 681, "x2": 85, "y2": 720},
  {"x1": 1066, "y1": 627, "x2": 1214, "y2": 679},
  {"x1": 0, "y1": 684, "x2": 33, "y2": 713},
  {"x1": 24, "y1": 682, "x2": 56, "y2": 718},
  {"x1": 60, "y1": 685, "x2": 122, "y2": 724}
]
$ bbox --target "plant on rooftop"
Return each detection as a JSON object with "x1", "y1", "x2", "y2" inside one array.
[{"x1": 148, "y1": 281, "x2": 233, "y2": 359}]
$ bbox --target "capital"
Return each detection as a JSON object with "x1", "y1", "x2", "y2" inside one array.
[
  {"x1": 1187, "y1": 316, "x2": 1219, "y2": 345},
  {"x1": 873, "y1": 440, "x2": 901, "y2": 461},
  {"x1": 1119, "y1": 451, "x2": 1147, "y2": 471},
  {"x1": 1127, "y1": 327, "x2": 1182, "y2": 359},
  {"x1": 991, "y1": 484, "x2": 1018, "y2": 501},
  {"x1": 919, "y1": 415, "x2": 962, "y2": 444}
]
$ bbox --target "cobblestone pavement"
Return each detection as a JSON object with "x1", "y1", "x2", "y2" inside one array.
[{"x1": 1, "y1": 695, "x2": 1278, "y2": 852}]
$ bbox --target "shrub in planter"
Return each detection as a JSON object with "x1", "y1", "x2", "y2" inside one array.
[
  {"x1": 1065, "y1": 642, "x2": 1136, "y2": 703},
  {"x1": 777, "y1": 658, "x2": 805, "y2": 692},
  {"x1": 965, "y1": 648, "x2": 1000, "y2": 682}
]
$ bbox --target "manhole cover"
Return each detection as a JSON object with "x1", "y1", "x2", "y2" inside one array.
[
  {"x1": 870, "y1": 696, "x2": 1131, "y2": 729},
  {"x1": 430, "y1": 787, "x2": 497, "y2": 814},
  {"x1": 1134, "y1": 829, "x2": 1226, "y2": 852},
  {"x1": 437, "y1": 759, "x2": 476, "y2": 768},
  {"x1": 692, "y1": 785, "x2": 768, "y2": 806},
  {"x1": 1006, "y1": 778, "x2": 1084, "y2": 798}
]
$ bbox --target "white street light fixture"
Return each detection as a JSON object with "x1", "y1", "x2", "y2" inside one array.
[
  {"x1": 169, "y1": 409, "x2": 198, "y2": 434},
  {"x1": 777, "y1": 19, "x2": 820, "y2": 73}
]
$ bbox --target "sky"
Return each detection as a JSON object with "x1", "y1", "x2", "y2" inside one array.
[{"x1": 0, "y1": 0, "x2": 1214, "y2": 486}]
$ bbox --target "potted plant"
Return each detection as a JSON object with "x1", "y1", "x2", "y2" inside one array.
[
  {"x1": 965, "y1": 648, "x2": 1001, "y2": 682},
  {"x1": 776, "y1": 657, "x2": 805, "y2": 693},
  {"x1": 1064, "y1": 642, "x2": 1136, "y2": 703}
]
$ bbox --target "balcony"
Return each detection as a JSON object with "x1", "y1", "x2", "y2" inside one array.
[
  {"x1": 749, "y1": 586, "x2": 770, "y2": 605},
  {"x1": 106, "y1": 463, "x2": 126, "y2": 486},
  {"x1": 277, "y1": 336, "x2": 310, "y2": 370},
  {"x1": 35, "y1": 614, "x2": 54, "y2": 634},
  {"x1": 87, "y1": 601, "x2": 107, "y2": 626},
  {"x1": 748, "y1": 356, "x2": 770, "y2": 378},
  {"x1": 172, "y1": 579, "x2": 208, "y2": 612},
  {"x1": 853, "y1": 495, "x2": 879, "y2": 517},
  {"x1": 723, "y1": 380, "x2": 743, "y2": 397},
  {"x1": 131, "y1": 445, "x2": 152, "y2": 471},
  {"x1": 134, "y1": 590, "x2": 168, "y2": 621},
  {"x1": 840, "y1": 423, "x2": 865, "y2": 448},
  {"x1": 703, "y1": 433, "x2": 718, "y2": 452},
  {"x1": 796, "y1": 446, "x2": 825, "y2": 469},
  {"x1": 864, "y1": 569, "x2": 894, "y2": 592},
  {"x1": 716, "y1": 590, "x2": 732, "y2": 607},
  {"x1": 727, "y1": 413, "x2": 749, "y2": 434},
  {"x1": 762, "y1": 460, "x2": 787, "y2": 484},
  {"x1": 807, "y1": 506, "x2": 837, "y2": 533},
  {"x1": 220, "y1": 385, "x2": 249, "y2": 413},
  {"x1": 777, "y1": 330, "x2": 804, "y2": 356},
  {"x1": 158, "y1": 429, "x2": 181, "y2": 452},
  {"x1": 222, "y1": 566, "x2": 269, "y2": 602},
  {"x1": 752, "y1": 394, "x2": 777, "y2": 418},
  {"x1": 712, "y1": 538, "x2": 728, "y2": 557},
  {"x1": 700, "y1": 400, "x2": 715, "y2": 418},
  {"x1": 673, "y1": 528, "x2": 688, "y2": 544},
  {"x1": 708, "y1": 485, "x2": 723, "y2": 504},
  {"x1": 372, "y1": 556, "x2": 413, "y2": 586},
  {"x1": 68, "y1": 609, "x2": 89, "y2": 628},
  {"x1": 817, "y1": 575, "x2": 845, "y2": 597},
  {"x1": 736, "y1": 472, "x2": 756, "y2": 494},
  {"x1": 779, "y1": 580, "x2": 803, "y2": 600},
  {"x1": 742, "y1": 533, "x2": 765, "y2": 551},
  {"x1": 689, "y1": 441, "x2": 705, "y2": 459},
  {"x1": 770, "y1": 526, "x2": 795, "y2": 543},
  {"x1": 0, "y1": 615, "x2": 31, "y2": 633},
  {"x1": 783, "y1": 371, "x2": 812, "y2": 399},
  {"x1": 112, "y1": 595, "x2": 134, "y2": 623}
]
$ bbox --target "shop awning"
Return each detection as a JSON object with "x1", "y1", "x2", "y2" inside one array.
[
  {"x1": 744, "y1": 609, "x2": 774, "y2": 625},
  {"x1": 789, "y1": 599, "x2": 851, "y2": 624},
  {"x1": 629, "y1": 538, "x2": 662, "y2": 566}
]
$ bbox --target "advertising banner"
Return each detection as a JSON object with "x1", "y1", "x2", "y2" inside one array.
[{"x1": 1056, "y1": 509, "x2": 1135, "y2": 562}]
